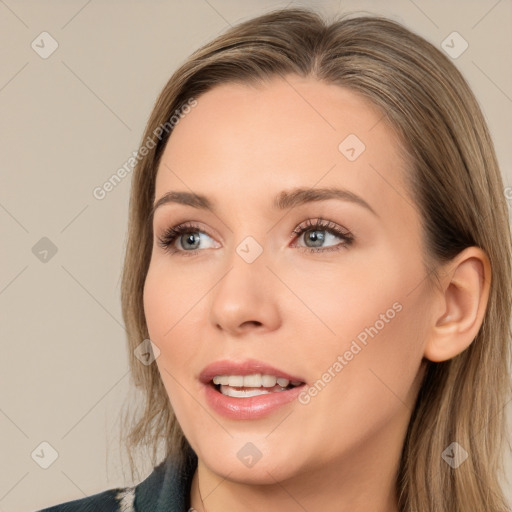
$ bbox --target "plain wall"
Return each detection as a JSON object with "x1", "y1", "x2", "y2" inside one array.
[{"x1": 0, "y1": 1, "x2": 511, "y2": 511}]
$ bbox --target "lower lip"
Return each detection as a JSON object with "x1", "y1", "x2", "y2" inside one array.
[{"x1": 202, "y1": 382, "x2": 305, "y2": 420}]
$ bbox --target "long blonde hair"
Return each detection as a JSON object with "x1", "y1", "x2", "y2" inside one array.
[{"x1": 120, "y1": 8, "x2": 512, "y2": 511}]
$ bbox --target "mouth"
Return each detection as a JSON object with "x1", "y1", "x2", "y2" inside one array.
[
  {"x1": 199, "y1": 359, "x2": 307, "y2": 419},
  {"x1": 210, "y1": 374, "x2": 304, "y2": 398}
]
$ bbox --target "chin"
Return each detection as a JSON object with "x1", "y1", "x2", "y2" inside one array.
[{"x1": 191, "y1": 434, "x2": 307, "y2": 484}]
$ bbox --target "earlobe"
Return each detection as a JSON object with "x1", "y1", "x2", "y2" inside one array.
[{"x1": 423, "y1": 247, "x2": 491, "y2": 363}]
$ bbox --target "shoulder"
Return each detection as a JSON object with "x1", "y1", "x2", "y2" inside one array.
[
  {"x1": 35, "y1": 486, "x2": 136, "y2": 512},
  {"x1": 34, "y1": 449, "x2": 198, "y2": 512}
]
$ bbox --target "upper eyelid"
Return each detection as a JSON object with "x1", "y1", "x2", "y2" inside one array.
[
  {"x1": 292, "y1": 218, "x2": 351, "y2": 234},
  {"x1": 157, "y1": 221, "x2": 216, "y2": 236},
  {"x1": 161, "y1": 219, "x2": 346, "y2": 235}
]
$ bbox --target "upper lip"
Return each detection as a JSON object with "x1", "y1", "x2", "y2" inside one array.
[{"x1": 199, "y1": 359, "x2": 305, "y2": 384}]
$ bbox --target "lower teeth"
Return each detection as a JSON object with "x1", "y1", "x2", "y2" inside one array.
[{"x1": 218, "y1": 385, "x2": 289, "y2": 398}]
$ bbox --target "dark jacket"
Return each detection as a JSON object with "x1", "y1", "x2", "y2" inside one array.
[{"x1": 35, "y1": 449, "x2": 198, "y2": 512}]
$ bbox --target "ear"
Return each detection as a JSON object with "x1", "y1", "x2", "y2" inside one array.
[{"x1": 423, "y1": 246, "x2": 491, "y2": 362}]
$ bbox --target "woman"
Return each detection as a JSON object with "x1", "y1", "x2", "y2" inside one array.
[{"x1": 37, "y1": 7, "x2": 512, "y2": 512}]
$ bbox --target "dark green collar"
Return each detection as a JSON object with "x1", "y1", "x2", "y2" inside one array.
[{"x1": 135, "y1": 447, "x2": 198, "y2": 511}]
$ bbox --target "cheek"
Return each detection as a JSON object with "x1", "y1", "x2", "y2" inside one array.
[
  {"x1": 292, "y1": 285, "x2": 429, "y2": 461},
  {"x1": 281, "y1": 250, "x2": 407, "y2": 345},
  {"x1": 143, "y1": 264, "x2": 195, "y2": 373},
  {"x1": 143, "y1": 259, "x2": 219, "y2": 392},
  {"x1": 143, "y1": 266, "x2": 198, "y2": 415},
  {"x1": 143, "y1": 266, "x2": 170, "y2": 341},
  {"x1": 290, "y1": 249, "x2": 428, "y2": 399},
  {"x1": 143, "y1": 259, "x2": 204, "y2": 341}
]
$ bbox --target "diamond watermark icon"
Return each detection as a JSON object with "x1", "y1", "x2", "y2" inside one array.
[
  {"x1": 441, "y1": 441, "x2": 469, "y2": 468},
  {"x1": 32, "y1": 237, "x2": 58, "y2": 263},
  {"x1": 134, "y1": 338, "x2": 161, "y2": 365},
  {"x1": 338, "y1": 134, "x2": 366, "y2": 161},
  {"x1": 237, "y1": 442, "x2": 263, "y2": 468},
  {"x1": 441, "y1": 32, "x2": 468, "y2": 59},
  {"x1": 31, "y1": 441, "x2": 59, "y2": 469},
  {"x1": 236, "y1": 236, "x2": 263, "y2": 264},
  {"x1": 31, "y1": 32, "x2": 59, "y2": 59}
]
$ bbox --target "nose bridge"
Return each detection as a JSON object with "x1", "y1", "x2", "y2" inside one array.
[{"x1": 208, "y1": 233, "x2": 281, "y2": 333}]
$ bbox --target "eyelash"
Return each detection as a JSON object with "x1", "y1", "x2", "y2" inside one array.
[{"x1": 156, "y1": 218, "x2": 354, "y2": 256}]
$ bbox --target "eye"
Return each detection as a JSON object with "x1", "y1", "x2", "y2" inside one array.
[
  {"x1": 291, "y1": 218, "x2": 354, "y2": 253},
  {"x1": 157, "y1": 222, "x2": 219, "y2": 255}
]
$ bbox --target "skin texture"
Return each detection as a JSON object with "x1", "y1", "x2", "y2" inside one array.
[{"x1": 143, "y1": 76, "x2": 491, "y2": 512}]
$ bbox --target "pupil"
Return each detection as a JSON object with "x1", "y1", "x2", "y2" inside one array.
[
  {"x1": 306, "y1": 230, "x2": 325, "y2": 247},
  {"x1": 181, "y1": 232, "x2": 200, "y2": 250}
]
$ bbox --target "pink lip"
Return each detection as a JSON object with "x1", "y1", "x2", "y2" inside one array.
[{"x1": 199, "y1": 359, "x2": 306, "y2": 420}]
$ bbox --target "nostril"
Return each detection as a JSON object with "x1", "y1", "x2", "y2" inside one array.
[{"x1": 240, "y1": 320, "x2": 263, "y2": 328}]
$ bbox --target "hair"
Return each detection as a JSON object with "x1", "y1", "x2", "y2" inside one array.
[{"x1": 119, "y1": 7, "x2": 512, "y2": 511}]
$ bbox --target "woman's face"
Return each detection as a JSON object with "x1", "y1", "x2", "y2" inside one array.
[{"x1": 144, "y1": 76, "x2": 434, "y2": 484}]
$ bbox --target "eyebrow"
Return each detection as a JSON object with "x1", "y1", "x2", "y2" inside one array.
[{"x1": 151, "y1": 187, "x2": 378, "y2": 219}]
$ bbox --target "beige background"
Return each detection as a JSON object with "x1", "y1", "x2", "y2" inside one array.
[{"x1": 0, "y1": 1, "x2": 511, "y2": 511}]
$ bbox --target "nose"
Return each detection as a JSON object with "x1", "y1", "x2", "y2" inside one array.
[{"x1": 208, "y1": 244, "x2": 282, "y2": 336}]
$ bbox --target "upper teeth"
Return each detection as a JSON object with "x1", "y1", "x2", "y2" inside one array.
[{"x1": 212, "y1": 374, "x2": 301, "y2": 388}]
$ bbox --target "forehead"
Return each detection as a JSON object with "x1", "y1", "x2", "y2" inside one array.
[{"x1": 155, "y1": 76, "x2": 414, "y2": 220}]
